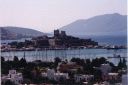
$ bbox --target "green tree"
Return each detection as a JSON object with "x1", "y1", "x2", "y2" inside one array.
[
  {"x1": 3, "y1": 80, "x2": 16, "y2": 85},
  {"x1": 1, "y1": 56, "x2": 5, "y2": 62},
  {"x1": 19, "y1": 58, "x2": 27, "y2": 68},
  {"x1": 13, "y1": 56, "x2": 19, "y2": 69},
  {"x1": 94, "y1": 69, "x2": 102, "y2": 82},
  {"x1": 13, "y1": 56, "x2": 19, "y2": 62},
  {"x1": 99, "y1": 57, "x2": 106, "y2": 64},
  {"x1": 54, "y1": 57, "x2": 61, "y2": 68},
  {"x1": 122, "y1": 58, "x2": 127, "y2": 69},
  {"x1": 118, "y1": 58, "x2": 123, "y2": 70}
]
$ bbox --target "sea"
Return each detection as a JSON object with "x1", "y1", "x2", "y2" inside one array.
[
  {"x1": 1, "y1": 36, "x2": 127, "y2": 66},
  {"x1": 80, "y1": 35, "x2": 127, "y2": 46},
  {"x1": 1, "y1": 35, "x2": 127, "y2": 46}
]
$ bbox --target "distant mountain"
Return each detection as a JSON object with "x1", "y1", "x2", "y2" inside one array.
[
  {"x1": 0, "y1": 26, "x2": 47, "y2": 40},
  {"x1": 60, "y1": 13, "x2": 127, "y2": 36}
]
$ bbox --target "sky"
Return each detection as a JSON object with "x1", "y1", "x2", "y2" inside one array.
[{"x1": 0, "y1": 0, "x2": 127, "y2": 33}]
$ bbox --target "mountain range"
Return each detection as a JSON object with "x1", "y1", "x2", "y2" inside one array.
[
  {"x1": 0, "y1": 27, "x2": 47, "y2": 40},
  {"x1": 1, "y1": 13, "x2": 127, "y2": 40},
  {"x1": 60, "y1": 13, "x2": 127, "y2": 36}
]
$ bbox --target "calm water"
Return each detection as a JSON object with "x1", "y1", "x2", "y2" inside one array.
[
  {"x1": 80, "y1": 35, "x2": 127, "y2": 46},
  {"x1": 1, "y1": 49, "x2": 127, "y2": 66},
  {"x1": 1, "y1": 35, "x2": 127, "y2": 46},
  {"x1": 1, "y1": 36, "x2": 127, "y2": 66}
]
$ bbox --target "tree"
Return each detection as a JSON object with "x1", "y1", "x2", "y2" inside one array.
[
  {"x1": 94, "y1": 69, "x2": 102, "y2": 82},
  {"x1": 13, "y1": 56, "x2": 19, "y2": 62},
  {"x1": 9, "y1": 41, "x2": 18, "y2": 47},
  {"x1": 17, "y1": 42, "x2": 24, "y2": 48},
  {"x1": 86, "y1": 59, "x2": 91, "y2": 64},
  {"x1": 84, "y1": 60, "x2": 93, "y2": 74},
  {"x1": 99, "y1": 57, "x2": 106, "y2": 64},
  {"x1": 19, "y1": 58, "x2": 27, "y2": 68},
  {"x1": 54, "y1": 57, "x2": 61, "y2": 68},
  {"x1": 70, "y1": 58, "x2": 85, "y2": 66},
  {"x1": 22, "y1": 67, "x2": 32, "y2": 79},
  {"x1": 1, "y1": 56, "x2": 5, "y2": 62},
  {"x1": 91, "y1": 58, "x2": 100, "y2": 67},
  {"x1": 3, "y1": 80, "x2": 16, "y2": 85},
  {"x1": 118, "y1": 58, "x2": 123, "y2": 70},
  {"x1": 32, "y1": 67, "x2": 43, "y2": 84},
  {"x1": 13, "y1": 56, "x2": 19, "y2": 69},
  {"x1": 54, "y1": 57, "x2": 61, "y2": 63},
  {"x1": 122, "y1": 58, "x2": 127, "y2": 69}
]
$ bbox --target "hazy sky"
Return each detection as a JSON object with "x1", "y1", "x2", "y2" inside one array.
[{"x1": 0, "y1": 0, "x2": 127, "y2": 33}]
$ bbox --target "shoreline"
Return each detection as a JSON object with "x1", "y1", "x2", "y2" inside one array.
[{"x1": 1, "y1": 47, "x2": 126, "y2": 52}]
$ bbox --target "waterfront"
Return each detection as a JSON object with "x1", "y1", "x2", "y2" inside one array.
[
  {"x1": 1, "y1": 48, "x2": 126, "y2": 65},
  {"x1": 1, "y1": 38, "x2": 32, "y2": 44}
]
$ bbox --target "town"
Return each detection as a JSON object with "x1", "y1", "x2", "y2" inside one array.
[
  {"x1": 1, "y1": 0, "x2": 127, "y2": 84},
  {"x1": 1, "y1": 30, "x2": 126, "y2": 52},
  {"x1": 1, "y1": 55, "x2": 127, "y2": 85},
  {"x1": 1, "y1": 30, "x2": 127, "y2": 85},
  {"x1": 1, "y1": 29, "x2": 127, "y2": 85}
]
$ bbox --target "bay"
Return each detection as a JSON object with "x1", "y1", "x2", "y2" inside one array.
[{"x1": 1, "y1": 48, "x2": 127, "y2": 66}]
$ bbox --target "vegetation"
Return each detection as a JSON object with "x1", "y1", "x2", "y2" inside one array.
[
  {"x1": 1, "y1": 56, "x2": 127, "y2": 84},
  {"x1": 2, "y1": 80, "x2": 16, "y2": 85}
]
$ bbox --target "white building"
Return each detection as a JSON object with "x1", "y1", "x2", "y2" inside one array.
[
  {"x1": 41, "y1": 72, "x2": 47, "y2": 78},
  {"x1": 74, "y1": 74, "x2": 94, "y2": 82},
  {"x1": 54, "y1": 72, "x2": 69, "y2": 81},
  {"x1": 2, "y1": 70, "x2": 23, "y2": 85},
  {"x1": 93, "y1": 81, "x2": 110, "y2": 85},
  {"x1": 47, "y1": 69, "x2": 55, "y2": 80},
  {"x1": 42, "y1": 69, "x2": 69, "y2": 81},
  {"x1": 108, "y1": 73, "x2": 118, "y2": 80}
]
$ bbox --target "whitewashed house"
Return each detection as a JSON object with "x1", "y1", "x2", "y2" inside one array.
[
  {"x1": 2, "y1": 70, "x2": 23, "y2": 85},
  {"x1": 42, "y1": 69, "x2": 69, "y2": 81},
  {"x1": 108, "y1": 73, "x2": 119, "y2": 80},
  {"x1": 54, "y1": 72, "x2": 69, "y2": 81},
  {"x1": 47, "y1": 69, "x2": 55, "y2": 80},
  {"x1": 41, "y1": 72, "x2": 47, "y2": 78},
  {"x1": 74, "y1": 74, "x2": 94, "y2": 82},
  {"x1": 93, "y1": 81, "x2": 110, "y2": 85}
]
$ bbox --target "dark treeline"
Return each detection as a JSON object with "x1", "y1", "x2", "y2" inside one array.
[
  {"x1": 8, "y1": 40, "x2": 35, "y2": 48},
  {"x1": 1, "y1": 56, "x2": 127, "y2": 84}
]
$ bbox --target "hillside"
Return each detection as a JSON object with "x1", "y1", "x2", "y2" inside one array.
[
  {"x1": 60, "y1": 13, "x2": 127, "y2": 36},
  {"x1": 0, "y1": 26, "x2": 46, "y2": 40}
]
